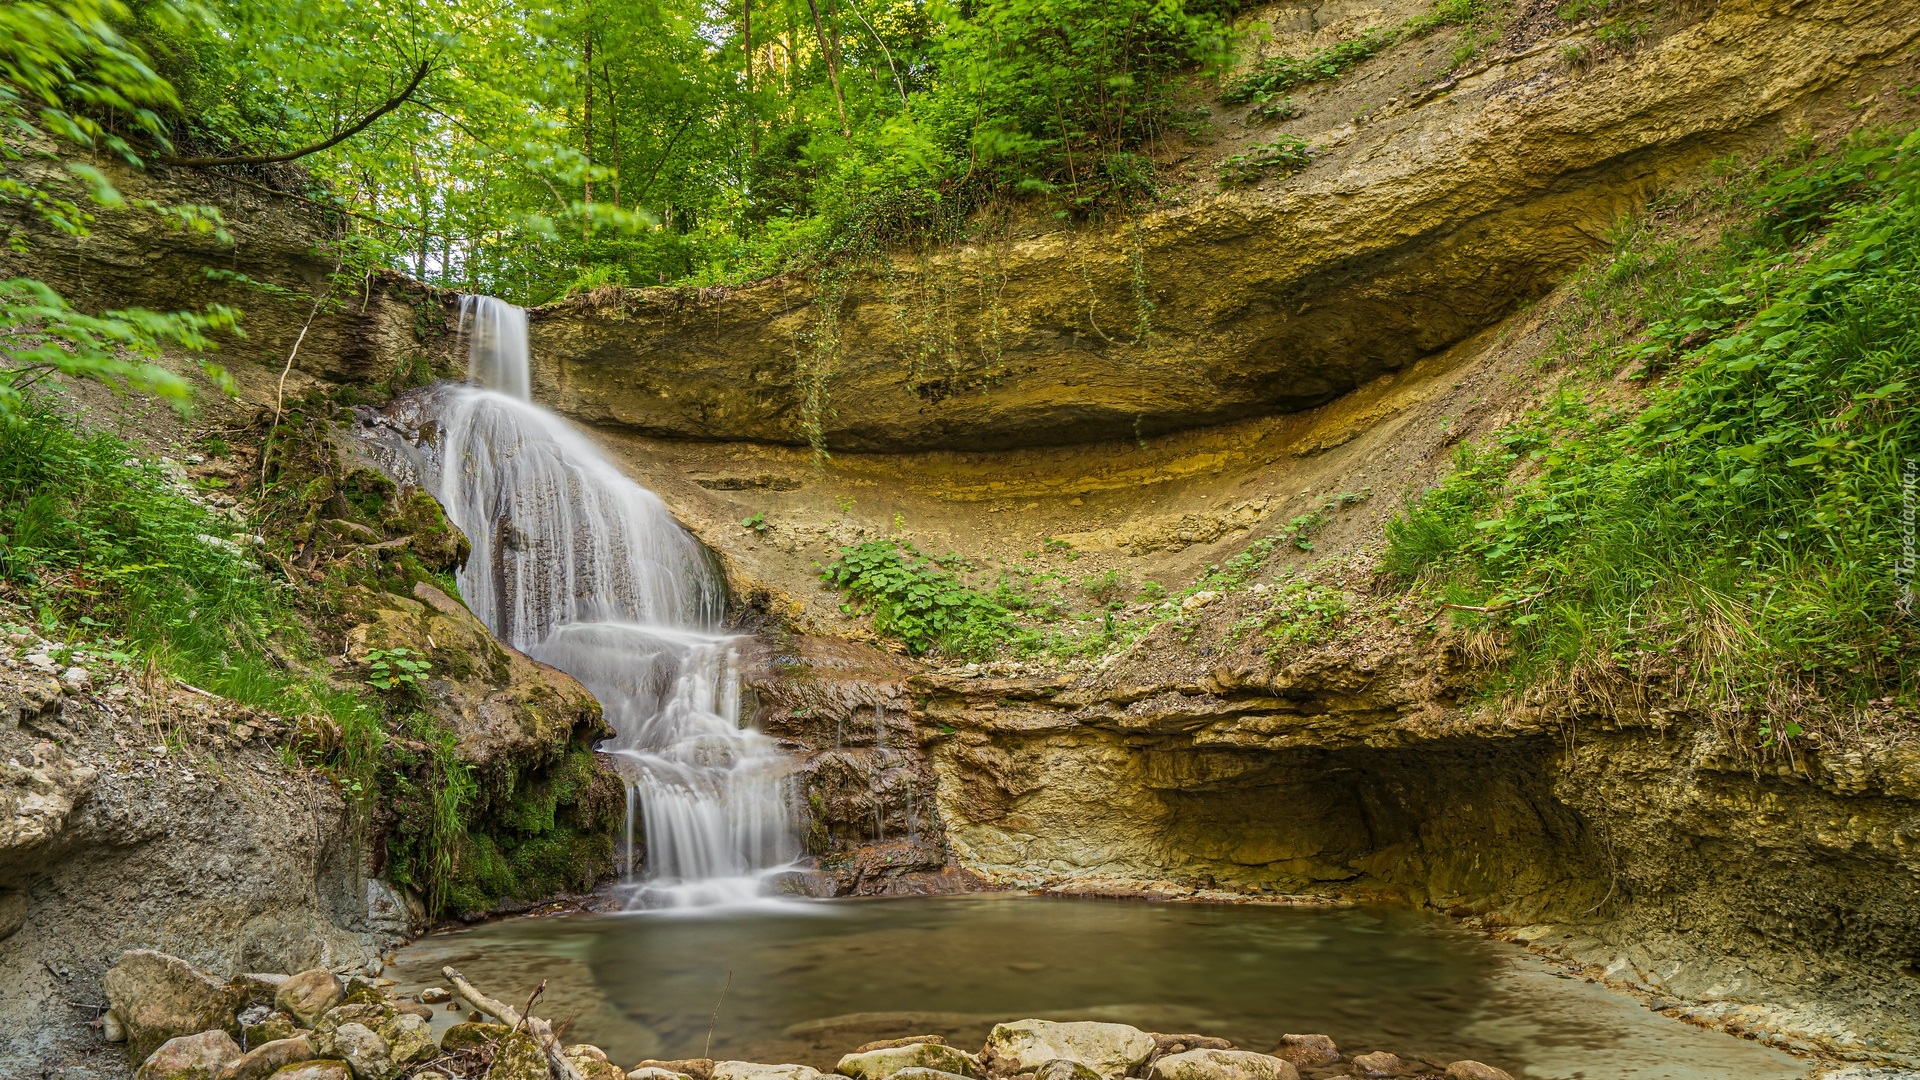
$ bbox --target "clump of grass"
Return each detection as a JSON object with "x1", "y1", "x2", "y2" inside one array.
[
  {"x1": 1222, "y1": 136, "x2": 1314, "y2": 185},
  {"x1": 1223, "y1": 0, "x2": 1500, "y2": 104},
  {"x1": 1385, "y1": 128, "x2": 1920, "y2": 745}
]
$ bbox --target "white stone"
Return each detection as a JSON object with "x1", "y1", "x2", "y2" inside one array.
[
  {"x1": 983, "y1": 1021, "x2": 1155, "y2": 1080},
  {"x1": 1181, "y1": 591, "x2": 1219, "y2": 612},
  {"x1": 1147, "y1": 1049, "x2": 1298, "y2": 1080},
  {"x1": 838, "y1": 1043, "x2": 979, "y2": 1080}
]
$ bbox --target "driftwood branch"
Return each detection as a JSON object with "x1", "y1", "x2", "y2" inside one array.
[
  {"x1": 162, "y1": 61, "x2": 431, "y2": 168},
  {"x1": 443, "y1": 966, "x2": 588, "y2": 1080}
]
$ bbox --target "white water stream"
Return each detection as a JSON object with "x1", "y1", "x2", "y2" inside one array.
[{"x1": 437, "y1": 295, "x2": 798, "y2": 908}]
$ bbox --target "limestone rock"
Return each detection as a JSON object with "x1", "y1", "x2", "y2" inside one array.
[
  {"x1": 218, "y1": 1036, "x2": 315, "y2": 1080},
  {"x1": 316, "y1": 1003, "x2": 398, "y2": 1039},
  {"x1": 568, "y1": 1044, "x2": 630, "y2": 1080},
  {"x1": 1346, "y1": 1052, "x2": 1402, "y2": 1078},
  {"x1": 1443, "y1": 1064, "x2": 1513, "y2": 1080},
  {"x1": 135, "y1": 1030, "x2": 243, "y2": 1080},
  {"x1": 0, "y1": 739, "x2": 95, "y2": 866},
  {"x1": 983, "y1": 1020, "x2": 1156, "y2": 1080},
  {"x1": 264, "y1": 1063, "x2": 353, "y2": 1080},
  {"x1": 325, "y1": 1022, "x2": 390, "y2": 1080},
  {"x1": 1146, "y1": 1049, "x2": 1298, "y2": 1080},
  {"x1": 381, "y1": 1012, "x2": 436, "y2": 1066},
  {"x1": 1269, "y1": 1037, "x2": 1338, "y2": 1069},
  {"x1": 838, "y1": 1040, "x2": 980, "y2": 1079},
  {"x1": 105, "y1": 951, "x2": 242, "y2": 1061},
  {"x1": 492, "y1": 1030, "x2": 555, "y2": 1080},
  {"x1": 888, "y1": 1070, "x2": 971, "y2": 1080},
  {"x1": 418, "y1": 987, "x2": 451, "y2": 1005},
  {"x1": 439, "y1": 1021, "x2": 512, "y2": 1052},
  {"x1": 275, "y1": 970, "x2": 344, "y2": 1028},
  {"x1": 711, "y1": 1062, "x2": 825, "y2": 1080}
]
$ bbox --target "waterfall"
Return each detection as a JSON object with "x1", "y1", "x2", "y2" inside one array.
[{"x1": 436, "y1": 295, "x2": 799, "y2": 908}]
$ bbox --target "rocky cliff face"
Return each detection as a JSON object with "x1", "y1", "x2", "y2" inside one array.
[
  {"x1": 7, "y1": 0, "x2": 1920, "y2": 1072},
  {"x1": 528, "y1": 0, "x2": 1920, "y2": 451}
]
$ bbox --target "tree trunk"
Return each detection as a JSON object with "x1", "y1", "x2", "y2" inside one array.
[
  {"x1": 803, "y1": 0, "x2": 851, "y2": 138},
  {"x1": 582, "y1": 30, "x2": 595, "y2": 236},
  {"x1": 743, "y1": 0, "x2": 758, "y2": 153},
  {"x1": 604, "y1": 66, "x2": 623, "y2": 208}
]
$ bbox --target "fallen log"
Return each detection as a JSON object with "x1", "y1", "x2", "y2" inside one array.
[{"x1": 443, "y1": 965, "x2": 588, "y2": 1080}]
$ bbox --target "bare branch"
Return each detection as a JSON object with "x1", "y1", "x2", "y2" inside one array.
[{"x1": 162, "y1": 61, "x2": 431, "y2": 168}]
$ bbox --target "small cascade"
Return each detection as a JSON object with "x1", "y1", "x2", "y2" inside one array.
[{"x1": 435, "y1": 295, "x2": 798, "y2": 908}]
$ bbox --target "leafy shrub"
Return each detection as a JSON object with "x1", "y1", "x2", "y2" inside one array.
[
  {"x1": 820, "y1": 539, "x2": 1015, "y2": 657},
  {"x1": 366, "y1": 646, "x2": 430, "y2": 691},
  {"x1": 1221, "y1": 135, "x2": 1313, "y2": 184}
]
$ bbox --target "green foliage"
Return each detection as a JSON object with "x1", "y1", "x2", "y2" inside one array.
[
  {"x1": 820, "y1": 538, "x2": 1015, "y2": 657},
  {"x1": 1385, "y1": 129, "x2": 1920, "y2": 737},
  {"x1": 1082, "y1": 568, "x2": 1125, "y2": 604},
  {"x1": 740, "y1": 511, "x2": 770, "y2": 534},
  {"x1": 1220, "y1": 135, "x2": 1312, "y2": 185},
  {"x1": 365, "y1": 646, "x2": 429, "y2": 691},
  {"x1": 1223, "y1": 0, "x2": 1493, "y2": 104},
  {"x1": 0, "y1": 1, "x2": 241, "y2": 419},
  {"x1": 1263, "y1": 579, "x2": 1350, "y2": 648}
]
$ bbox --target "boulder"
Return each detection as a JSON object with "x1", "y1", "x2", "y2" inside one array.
[
  {"x1": 106, "y1": 951, "x2": 243, "y2": 1061},
  {"x1": 838, "y1": 1041, "x2": 980, "y2": 1080},
  {"x1": 982, "y1": 1021, "x2": 1156, "y2": 1080},
  {"x1": 391, "y1": 999, "x2": 434, "y2": 1021},
  {"x1": 381, "y1": 1012, "x2": 436, "y2": 1066},
  {"x1": 567, "y1": 1044, "x2": 630, "y2": 1080},
  {"x1": 1444, "y1": 1064, "x2": 1513, "y2": 1080},
  {"x1": 712, "y1": 1063, "x2": 826, "y2": 1080},
  {"x1": 418, "y1": 987, "x2": 452, "y2": 1005},
  {"x1": 325, "y1": 1022, "x2": 391, "y2": 1080},
  {"x1": 275, "y1": 970, "x2": 344, "y2": 1028},
  {"x1": 1347, "y1": 1053, "x2": 1402, "y2": 1079},
  {"x1": 1270, "y1": 1036, "x2": 1339, "y2": 1069},
  {"x1": 218, "y1": 1036, "x2": 315, "y2": 1080},
  {"x1": 1147, "y1": 1050, "x2": 1298, "y2": 1080},
  {"x1": 630, "y1": 1070, "x2": 694, "y2": 1080},
  {"x1": 888, "y1": 1070, "x2": 971, "y2": 1080},
  {"x1": 135, "y1": 1030, "x2": 243, "y2": 1080},
  {"x1": 440, "y1": 1021, "x2": 512, "y2": 1052},
  {"x1": 493, "y1": 1030, "x2": 555, "y2": 1080},
  {"x1": 316, "y1": 1003, "x2": 398, "y2": 1039},
  {"x1": 264, "y1": 1063, "x2": 353, "y2": 1080}
]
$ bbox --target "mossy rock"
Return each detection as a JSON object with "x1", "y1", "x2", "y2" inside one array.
[{"x1": 440, "y1": 1022, "x2": 512, "y2": 1053}]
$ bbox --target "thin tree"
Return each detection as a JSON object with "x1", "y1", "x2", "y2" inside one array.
[{"x1": 803, "y1": 0, "x2": 851, "y2": 137}]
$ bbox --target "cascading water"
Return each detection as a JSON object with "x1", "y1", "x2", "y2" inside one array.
[{"x1": 436, "y1": 295, "x2": 798, "y2": 908}]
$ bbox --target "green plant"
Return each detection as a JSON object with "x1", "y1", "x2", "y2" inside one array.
[
  {"x1": 366, "y1": 646, "x2": 430, "y2": 691},
  {"x1": 1384, "y1": 129, "x2": 1920, "y2": 743},
  {"x1": 740, "y1": 511, "x2": 769, "y2": 534},
  {"x1": 820, "y1": 539, "x2": 1016, "y2": 657},
  {"x1": 1248, "y1": 95, "x2": 1299, "y2": 122},
  {"x1": 1082, "y1": 569, "x2": 1126, "y2": 604},
  {"x1": 1221, "y1": 136, "x2": 1313, "y2": 185},
  {"x1": 1138, "y1": 580, "x2": 1168, "y2": 602},
  {"x1": 1264, "y1": 580, "x2": 1351, "y2": 648},
  {"x1": 1223, "y1": 0, "x2": 1493, "y2": 105}
]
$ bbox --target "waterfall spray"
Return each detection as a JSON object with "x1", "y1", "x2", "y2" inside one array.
[{"x1": 435, "y1": 295, "x2": 798, "y2": 908}]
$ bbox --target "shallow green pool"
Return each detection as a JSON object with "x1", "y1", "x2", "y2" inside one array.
[{"x1": 384, "y1": 894, "x2": 1805, "y2": 1080}]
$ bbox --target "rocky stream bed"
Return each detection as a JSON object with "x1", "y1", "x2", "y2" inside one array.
[{"x1": 100, "y1": 950, "x2": 1518, "y2": 1080}]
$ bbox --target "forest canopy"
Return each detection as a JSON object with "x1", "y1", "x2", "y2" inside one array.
[{"x1": 54, "y1": 0, "x2": 1240, "y2": 304}]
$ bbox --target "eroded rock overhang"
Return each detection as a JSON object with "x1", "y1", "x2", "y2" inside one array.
[{"x1": 528, "y1": 0, "x2": 1920, "y2": 452}]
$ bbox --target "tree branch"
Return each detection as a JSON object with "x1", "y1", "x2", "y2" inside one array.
[{"x1": 161, "y1": 60, "x2": 431, "y2": 168}]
